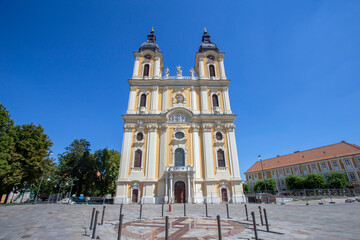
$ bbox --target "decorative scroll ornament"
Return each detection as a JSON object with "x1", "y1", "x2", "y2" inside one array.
[
  {"x1": 169, "y1": 113, "x2": 190, "y2": 123},
  {"x1": 132, "y1": 182, "x2": 140, "y2": 189}
]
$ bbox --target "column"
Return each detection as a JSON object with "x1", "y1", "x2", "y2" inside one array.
[
  {"x1": 145, "y1": 124, "x2": 158, "y2": 179},
  {"x1": 199, "y1": 57, "x2": 205, "y2": 78},
  {"x1": 192, "y1": 125, "x2": 201, "y2": 179},
  {"x1": 222, "y1": 87, "x2": 232, "y2": 114},
  {"x1": 200, "y1": 86, "x2": 209, "y2": 114},
  {"x1": 169, "y1": 173, "x2": 173, "y2": 203},
  {"x1": 132, "y1": 56, "x2": 140, "y2": 78},
  {"x1": 192, "y1": 175, "x2": 195, "y2": 203},
  {"x1": 159, "y1": 124, "x2": 168, "y2": 177},
  {"x1": 154, "y1": 56, "x2": 161, "y2": 77},
  {"x1": 202, "y1": 124, "x2": 215, "y2": 179},
  {"x1": 150, "y1": 86, "x2": 158, "y2": 114},
  {"x1": 161, "y1": 87, "x2": 168, "y2": 113},
  {"x1": 225, "y1": 124, "x2": 241, "y2": 178},
  {"x1": 191, "y1": 86, "x2": 198, "y2": 114},
  {"x1": 218, "y1": 57, "x2": 226, "y2": 79},
  {"x1": 187, "y1": 173, "x2": 191, "y2": 203},
  {"x1": 165, "y1": 174, "x2": 168, "y2": 203},
  {"x1": 126, "y1": 87, "x2": 137, "y2": 114},
  {"x1": 118, "y1": 124, "x2": 134, "y2": 179}
]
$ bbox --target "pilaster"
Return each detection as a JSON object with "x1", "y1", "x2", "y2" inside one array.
[
  {"x1": 222, "y1": 87, "x2": 232, "y2": 114},
  {"x1": 132, "y1": 55, "x2": 141, "y2": 78},
  {"x1": 150, "y1": 86, "x2": 159, "y2": 114},
  {"x1": 191, "y1": 86, "x2": 199, "y2": 114},
  {"x1": 161, "y1": 87, "x2": 168, "y2": 113},
  {"x1": 159, "y1": 124, "x2": 168, "y2": 178},
  {"x1": 119, "y1": 124, "x2": 135, "y2": 179},
  {"x1": 145, "y1": 124, "x2": 158, "y2": 179},
  {"x1": 127, "y1": 86, "x2": 137, "y2": 114},
  {"x1": 218, "y1": 56, "x2": 226, "y2": 79},
  {"x1": 200, "y1": 86, "x2": 209, "y2": 114},
  {"x1": 191, "y1": 124, "x2": 201, "y2": 179},
  {"x1": 202, "y1": 123, "x2": 215, "y2": 179},
  {"x1": 225, "y1": 124, "x2": 241, "y2": 178}
]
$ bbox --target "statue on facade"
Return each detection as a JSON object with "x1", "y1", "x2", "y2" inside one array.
[
  {"x1": 164, "y1": 67, "x2": 170, "y2": 77},
  {"x1": 189, "y1": 68, "x2": 195, "y2": 77},
  {"x1": 176, "y1": 66, "x2": 182, "y2": 76}
]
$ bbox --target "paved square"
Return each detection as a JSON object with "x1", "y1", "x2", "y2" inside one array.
[{"x1": 0, "y1": 198, "x2": 359, "y2": 239}]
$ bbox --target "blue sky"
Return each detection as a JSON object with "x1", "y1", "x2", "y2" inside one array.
[{"x1": 1, "y1": 1, "x2": 359, "y2": 179}]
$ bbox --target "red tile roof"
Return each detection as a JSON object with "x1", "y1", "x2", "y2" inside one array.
[{"x1": 244, "y1": 141, "x2": 360, "y2": 174}]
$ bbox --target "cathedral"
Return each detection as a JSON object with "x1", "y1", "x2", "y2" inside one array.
[{"x1": 115, "y1": 28, "x2": 244, "y2": 204}]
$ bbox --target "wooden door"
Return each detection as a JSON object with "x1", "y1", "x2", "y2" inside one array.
[
  {"x1": 132, "y1": 189, "x2": 138, "y2": 203},
  {"x1": 221, "y1": 188, "x2": 228, "y2": 202},
  {"x1": 175, "y1": 181, "x2": 186, "y2": 203}
]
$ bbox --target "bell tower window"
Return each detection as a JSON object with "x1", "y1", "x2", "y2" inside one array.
[
  {"x1": 212, "y1": 94, "x2": 219, "y2": 107},
  {"x1": 209, "y1": 65, "x2": 215, "y2": 77},
  {"x1": 140, "y1": 94, "x2": 147, "y2": 107},
  {"x1": 143, "y1": 64, "x2": 150, "y2": 77},
  {"x1": 217, "y1": 149, "x2": 225, "y2": 167},
  {"x1": 134, "y1": 149, "x2": 142, "y2": 168}
]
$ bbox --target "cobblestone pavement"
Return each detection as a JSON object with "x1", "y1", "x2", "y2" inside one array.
[{"x1": 0, "y1": 198, "x2": 359, "y2": 239}]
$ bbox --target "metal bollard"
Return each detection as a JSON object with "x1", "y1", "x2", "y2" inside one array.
[
  {"x1": 245, "y1": 204, "x2": 249, "y2": 221},
  {"x1": 139, "y1": 204, "x2": 143, "y2": 220},
  {"x1": 165, "y1": 216, "x2": 169, "y2": 240},
  {"x1": 184, "y1": 203, "x2": 186, "y2": 217},
  {"x1": 251, "y1": 211, "x2": 258, "y2": 240},
  {"x1": 162, "y1": 203, "x2": 164, "y2": 217},
  {"x1": 226, "y1": 203, "x2": 229, "y2": 219},
  {"x1": 258, "y1": 206, "x2": 264, "y2": 226},
  {"x1": 117, "y1": 214, "x2": 124, "y2": 240},
  {"x1": 205, "y1": 202, "x2": 209, "y2": 217},
  {"x1": 92, "y1": 211, "x2": 99, "y2": 239},
  {"x1": 263, "y1": 208, "x2": 269, "y2": 232},
  {"x1": 217, "y1": 215, "x2": 222, "y2": 240},
  {"x1": 89, "y1": 208, "x2": 96, "y2": 230},
  {"x1": 101, "y1": 206, "x2": 106, "y2": 225},
  {"x1": 120, "y1": 203, "x2": 123, "y2": 216}
]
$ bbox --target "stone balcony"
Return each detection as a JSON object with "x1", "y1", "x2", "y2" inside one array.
[{"x1": 166, "y1": 165, "x2": 194, "y2": 173}]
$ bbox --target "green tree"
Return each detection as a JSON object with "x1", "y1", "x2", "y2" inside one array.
[
  {"x1": 242, "y1": 183, "x2": 250, "y2": 193},
  {"x1": 326, "y1": 172, "x2": 349, "y2": 189},
  {"x1": 304, "y1": 173, "x2": 326, "y2": 189},
  {"x1": 254, "y1": 178, "x2": 277, "y2": 192},
  {"x1": 57, "y1": 139, "x2": 97, "y2": 196},
  {"x1": 94, "y1": 148, "x2": 121, "y2": 196},
  {"x1": 285, "y1": 175, "x2": 305, "y2": 190}
]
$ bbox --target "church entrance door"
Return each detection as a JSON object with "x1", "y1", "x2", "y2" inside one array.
[
  {"x1": 221, "y1": 188, "x2": 228, "y2": 202},
  {"x1": 132, "y1": 189, "x2": 138, "y2": 203},
  {"x1": 174, "y1": 181, "x2": 186, "y2": 203}
]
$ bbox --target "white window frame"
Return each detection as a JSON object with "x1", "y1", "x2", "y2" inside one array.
[
  {"x1": 132, "y1": 147, "x2": 145, "y2": 170},
  {"x1": 215, "y1": 147, "x2": 227, "y2": 169}
]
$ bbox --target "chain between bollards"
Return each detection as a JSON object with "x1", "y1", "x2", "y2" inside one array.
[
  {"x1": 245, "y1": 204, "x2": 249, "y2": 221},
  {"x1": 205, "y1": 202, "x2": 208, "y2": 217},
  {"x1": 263, "y1": 208, "x2": 269, "y2": 232},
  {"x1": 217, "y1": 215, "x2": 222, "y2": 240},
  {"x1": 101, "y1": 206, "x2": 106, "y2": 225},
  {"x1": 258, "y1": 206, "x2": 264, "y2": 226},
  {"x1": 226, "y1": 203, "x2": 229, "y2": 218},
  {"x1": 139, "y1": 203, "x2": 143, "y2": 220},
  {"x1": 89, "y1": 208, "x2": 96, "y2": 230},
  {"x1": 251, "y1": 211, "x2": 258, "y2": 240},
  {"x1": 165, "y1": 216, "x2": 169, "y2": 240},
  {"x1": 117, "y1": 214, "x2": 124, "y2": 240},
  {"x1": 92, "y1": 211, "x2": 99, "y2": 239},
  {"x1": 184, "y1": 202, "x2": 186, "y2": 216}
]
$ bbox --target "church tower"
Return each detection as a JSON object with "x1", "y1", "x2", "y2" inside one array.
[{"x1": 115, "y1": 28, "x2": 244, "y2": 204}]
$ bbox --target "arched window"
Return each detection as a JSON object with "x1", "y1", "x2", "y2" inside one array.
[
  {"x1": 209, "y1": 65, "x2": 215, "y2": 77},
  {"x1": 143, "y1": 64, "x2": 150, "y2": 77},
  {"x1": 216, "y1": 132, "x2": 223, "y2": 141},
  {"x1": 217, "y1": 149, "x2": 225, "y2": 167},
  {"x1": 175, "y1": 148, "x2": 185, "y2": 166},
  {"x1": 134, "y1": 149, "x2": 142, "y2": 168},
  {"x1": 212, "y1": 94, "x2": 219, "y2": 107},
  {"x1": 140, "y1": 94, "x2": 147, "y2": 107}
]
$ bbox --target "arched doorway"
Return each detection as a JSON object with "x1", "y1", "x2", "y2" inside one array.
[
  {"x1": 221, "y1": 188, "x2": 228, "y2": 202},
  {"x1": 174, "y1": 181, "x2": 186, "y2": 203},
  {"x1": 132, "y1": 189, "x2": 139, "y2": 203}
]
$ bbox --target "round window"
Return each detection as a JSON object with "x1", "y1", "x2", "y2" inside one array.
[
  {"x1": 216, "y1": 132, "x2": 223, "y2": 141},
  {"x1": 136, "y1": 132, "x2": 144, "y2": 141},
  {"x1": 175, "y1": 132, "x2": 185, "y2": 139}
]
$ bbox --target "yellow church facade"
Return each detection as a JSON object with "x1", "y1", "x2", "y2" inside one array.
[{"x1": 115, "y1": 29, "x2": 244, "y2": 204}]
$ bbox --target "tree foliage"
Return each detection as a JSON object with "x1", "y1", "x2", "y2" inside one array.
[
  {"x1": 326, "y1": 172, "x2": 349, "y2": 189},
  {"x1": 242, "y1": 183, "x2": 250, "y2": 193},
  {"x1": 304, "y1": 173, "x2": 326, "y2": 189},
  {"x1": 285, "y1": 175, "x2": 305, "y2": 190},
  {"x1": 254, "y1": 178, "x2": 277, "y2": 192}
]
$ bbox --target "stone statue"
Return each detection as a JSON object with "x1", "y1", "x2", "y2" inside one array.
[
  {"x1": 189, "y1": 68, "x2": 195, "y2": 77},
  {"x1": 176, "y1": 66, "x2": 182, "y2": 76},
  {"x1": 164, "y1": 67, "x2": 170, "y2": 77}
]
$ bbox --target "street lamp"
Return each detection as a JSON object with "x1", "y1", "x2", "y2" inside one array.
[
  {"x1": 34, "y1": 150, "x2": 52, "y2": 204},
  {"x1": 259, "y1": 154, "x2": 268, "y2": 203}
]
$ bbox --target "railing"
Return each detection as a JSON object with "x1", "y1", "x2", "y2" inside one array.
[
  {"x1": 166, "y1": 166, "x2": 194, "y2": 172},
  {"x1": 131, "y1": 167, "x2": 143, "y2": 172},
  {"x1": 161, "y1": 76, "x2": 197, "y2": 80}
]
